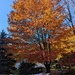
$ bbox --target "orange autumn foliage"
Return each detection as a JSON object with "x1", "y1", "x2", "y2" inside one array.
[{"x1": 7, "y1": 0, "x2": 75, "y2": 62}]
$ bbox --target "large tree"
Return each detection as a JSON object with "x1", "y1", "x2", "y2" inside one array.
[{"x1": 7, "y1": 0, "x2": 75, "y2": 73}]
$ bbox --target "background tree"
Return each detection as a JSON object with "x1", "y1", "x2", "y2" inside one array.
[
  {"x1": 0, "y1": 30, "x2": 8, "y2": 47},
  {"x1": 0, "y1": 48, "x2": 16, "y2": 74},
  {"x1": 59, "y1": 51, "x2": 75, "y2": 72},
  {"x1": 63, "y1": 0, "x2": 75, "y2": 34},
  {"x1": 0, "y1": 30, "x2": 16, "y2": 74},
  {"x1": 19, "y1": 61, "x2": 36, "y2": 75}
]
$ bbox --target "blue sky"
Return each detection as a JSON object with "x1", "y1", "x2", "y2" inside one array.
[{"x1": 0, "y1": 0, "x2": 13, "y2": 33}]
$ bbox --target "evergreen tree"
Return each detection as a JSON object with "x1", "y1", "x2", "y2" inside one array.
[
  {"x1": 0, "y1": 30, "x2": 16, "y2": 74},
  {"x1": 0, "y1": 30, "x2": 7, "y2": 47},
  {"x1": 19, "y1": 61, "x2": 35, "y2": 75},
  {"x1": 0, "y1": 48, "x2": 16, "y2": 74}
]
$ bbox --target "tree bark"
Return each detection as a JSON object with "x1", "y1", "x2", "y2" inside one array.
[{"x1": 44, "y1": 61, "x2": 50, "y2": 73}]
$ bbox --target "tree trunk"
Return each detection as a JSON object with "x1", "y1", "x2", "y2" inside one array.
[{"x1": 44, "y1": 61, "x2": 50, "y2": 73}]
